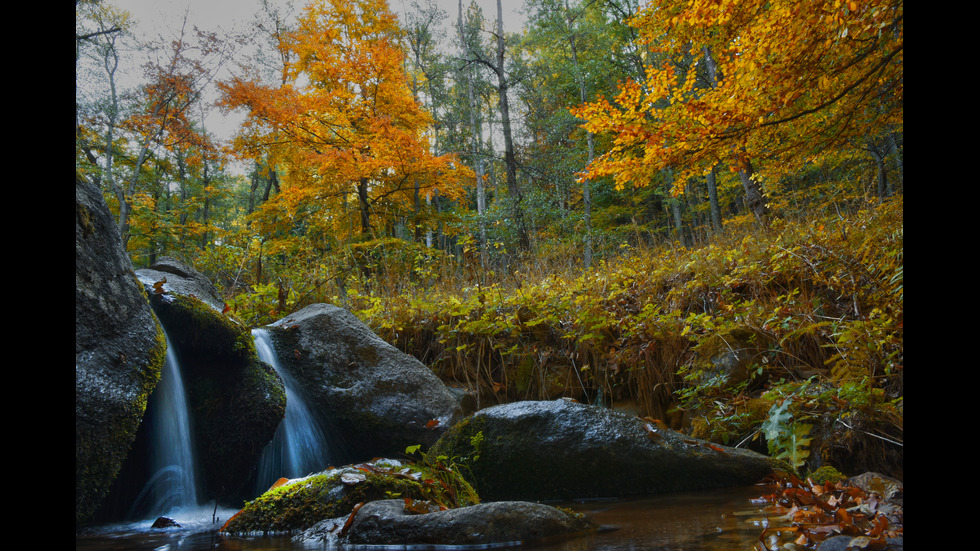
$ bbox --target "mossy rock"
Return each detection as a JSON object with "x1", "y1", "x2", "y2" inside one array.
[
  {"x1": 134, "y1": 261, "x2": 286, "y2": 505},
  {"x1": 429, "y1": 399, "x2": 779, "y2": 501},
  {"x1": 221, "y1": 458, "x2": 479, "y2": 534},
  {"x1": 76, "y1": 175, "x2": 168, "y2": 526}
]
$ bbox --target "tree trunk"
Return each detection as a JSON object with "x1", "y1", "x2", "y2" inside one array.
[
  {"x1": 704, "y1": 46, "x2": 768, "y2": 226},
  {"x1": 495, "y1": 0, "x2": 529, "y2": 250},
  {"x1": 358, "y1": 177, "x2": 372, "y2": 235},
  {"x1": 738, "y1": 159, "x2": 769, "y2": 225},
  {"x1": 889, "y1": 133, "x2": 903, "y2": 186},
  {"x1": 263, "y1": 168, "x2": 280, "y2": 202},
  {"x1": 459, "y1": 0, "x2": 488, "y2": 266},
  {"x1": 671, "y1": 198, "x2": 686, "y2": 247},
  {"x1": 705, "y1": 165, "x2": 723, "y2": 232},
  {"x1": 565, "y1": 0, "x2": 593, "y2": 267},
  {"x1": 869, "y1": 148, "x2": 889, "y2": 198}
]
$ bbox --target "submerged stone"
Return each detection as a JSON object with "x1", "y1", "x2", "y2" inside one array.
[
  {"x1": 150, "y1": 516, "x2": 180, "y2": 529},
  {"x1": 335, "y1": 499, "x2": 596, "y2": 546}
]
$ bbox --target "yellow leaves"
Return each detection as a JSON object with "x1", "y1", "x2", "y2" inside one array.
[{"x1": 574, "y1": 0, "x2": 902, "y2": 190}]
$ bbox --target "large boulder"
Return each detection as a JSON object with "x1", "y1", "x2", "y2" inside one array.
[
  {"x1": 429, "y1": 399, "x2": 780, "y2": 501},
  {"x1": 263, "y1": 304, "x2": 463, "y2": 462},
  {"x1": 76, "y1": 175, "x2": 167, "y2": 526},
  {"x1": 131, "y1": 258, "x2": 286, "y2": 505}
]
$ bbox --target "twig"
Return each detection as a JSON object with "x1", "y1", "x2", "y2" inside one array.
[{"x1": 836, "y1": 418, "x2": 903, "y2": 447}]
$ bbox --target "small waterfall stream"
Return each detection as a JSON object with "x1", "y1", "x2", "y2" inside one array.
[
  {"x1": 128, "y1": 333, "x2": 200, "y2": 520},
  {"x1": 252, "y1": 329, "x2": 335, "y2": 490}
]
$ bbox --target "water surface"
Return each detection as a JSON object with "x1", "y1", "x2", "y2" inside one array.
[{"x1": 77, "y1": 485, "x2": 778, "y2": 550}]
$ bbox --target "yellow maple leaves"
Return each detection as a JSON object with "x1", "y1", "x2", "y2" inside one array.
[{"x1": 573, "y1": 0, "x2": 903, "y2": 193}]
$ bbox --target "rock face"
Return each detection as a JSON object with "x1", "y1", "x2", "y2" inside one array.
[
  {"x1": 429, "y1": 399, "x2": 779, "y2": 501},
  {"x1": 338, "y1": 499, "x2": 595, "y2": 546},
  {"x1": 129, "y1": 258, "x2": 286, "y2": 506},
  {"x1": 264, "y1": 304, "x2": 463, "y2": 462},
  {"x1": 76, "y1": 175, "x2": 167, "y2": 526}
]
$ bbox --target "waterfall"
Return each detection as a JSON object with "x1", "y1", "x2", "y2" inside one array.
[
  {"x1": 252, "y1": 329, "x2": 335, "y2": 490},
  {"x1": 128, "y1": 333, "x2": 200, "y2": 519}
]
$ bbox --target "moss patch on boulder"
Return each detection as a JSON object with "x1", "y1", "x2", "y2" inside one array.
[{"x1": 221, "y1": 458, "x2": 479, "y2": 534}]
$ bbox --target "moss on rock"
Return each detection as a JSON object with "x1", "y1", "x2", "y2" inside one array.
[{"x1": 221, "y1": 458, "x2": 479, "y2": 534}]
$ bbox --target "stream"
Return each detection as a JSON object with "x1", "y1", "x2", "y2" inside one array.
[{"x1": 76, "y1": 484, "x2": 781, "y2": 550}]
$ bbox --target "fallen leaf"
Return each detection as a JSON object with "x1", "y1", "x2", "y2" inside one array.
[
  {"x1": 341, "y1": 472, "x2": 367, "y2": 485},
  {"x1": 339, "y1": 502, "x2": 365, "y2": 538},
  {"x1": 152, "y1": 278, "x2": 167, "y2": 294},
  {"x1": 644, "y1": 423, "x2": 664, "y2": 442},
  {"x1": 268, "y1": 477, "x2": 290, "y2": 491},
  {"x1": 704, "y1": 442, "x2": 729, "y2": 455}
]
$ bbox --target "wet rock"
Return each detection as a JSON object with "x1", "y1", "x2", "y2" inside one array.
[
  {"x1": 429, "y1": 399, "x2": 780, "y2": 501},
  {"x1": 335, "y1": 499, "x2": 595, "y2": 546},
  {"x1": 221, "y1": 458, "x2": 478, "y2": 534},
  {"x1": 263, "y1": 304, "x2": 463, "y2": 462},
  {"x1": 817, "y1": 535, "x2": 904, "y2": 551},
  {"x1": 131, "y1": 258, "x2": 286, "y2": 506},
  {"x1": 151, "y1": 516, "x2": 181, "y2": 529},
  {"x1": 76, "y1": 175, "x2": 167, "y2": 526}
]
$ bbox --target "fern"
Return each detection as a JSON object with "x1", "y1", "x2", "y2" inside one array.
[{"x1": 760, "y1": 398, "x2": 813, "y2": 470}]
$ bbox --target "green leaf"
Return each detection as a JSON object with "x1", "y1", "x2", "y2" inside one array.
[
  {"x1": 760, "y1": 398, "x2": 793, "y2": 450},
  {"x1": 775, "y1": 423, "x2": 813, "y2": 469}
]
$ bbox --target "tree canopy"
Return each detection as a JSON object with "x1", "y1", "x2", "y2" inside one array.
[
  {"x1": 572, "y1": 0, "x2": 903, "y2": 193},
  {"x1": 218, "y1": 0, "x2": 472, "y2": 244}
]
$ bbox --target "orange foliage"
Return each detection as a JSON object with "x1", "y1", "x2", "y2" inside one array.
[
  {"x1": 219, "y1": 0, "x2": 472, "y2": 239},
  {"x1": 572, "y1": 0, "x2": 903, "y2": 194}
]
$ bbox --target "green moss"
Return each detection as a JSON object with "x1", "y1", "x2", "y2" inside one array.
[
  {"x1": 807, "y1": 465, "x2": 846, "y2": 484},
  {"x1": 222, "y1": 459, "x2": 479, "y2": 534}
]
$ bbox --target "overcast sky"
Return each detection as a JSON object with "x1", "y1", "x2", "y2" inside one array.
[
  {"x1": 111, "y1": 0, "x2": 526, "y2": 168},
  {"x1": 121, "y1": 0, "x2": 526, "y2": 47}
]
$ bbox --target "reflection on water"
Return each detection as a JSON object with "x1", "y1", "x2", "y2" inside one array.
[
  {"x1": 76, "y1": 485, "x2": 777, "y2": 551},
  {"x1": 532, "y1": 485, "x2": 776, "y2": 551}
]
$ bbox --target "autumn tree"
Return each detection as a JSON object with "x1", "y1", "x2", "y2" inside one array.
[
  {"x1": 573, "y1": 0, "x2": 904, "y2": 220},
  {"x1": 76, "y1": 0, "x2": 130, "y2": 189},
  {"x1": 114, "y1": 17, "x2": 234, "y2": 249},
  {"x1": 220, "y1": 0, "x2": 469, "y2": 248}
]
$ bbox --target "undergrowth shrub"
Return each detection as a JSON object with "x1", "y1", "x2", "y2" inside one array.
[{"x1": 342, "y1": 197, "x2": 903, "y2": 475}]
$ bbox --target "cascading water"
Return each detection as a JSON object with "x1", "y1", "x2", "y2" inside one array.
[
  {"x1": 252, "y1": 329, "x2": 335, "y2": 491},
  {"x1": 128, "y1": 333, "x2": 200, "y2": 520}
]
